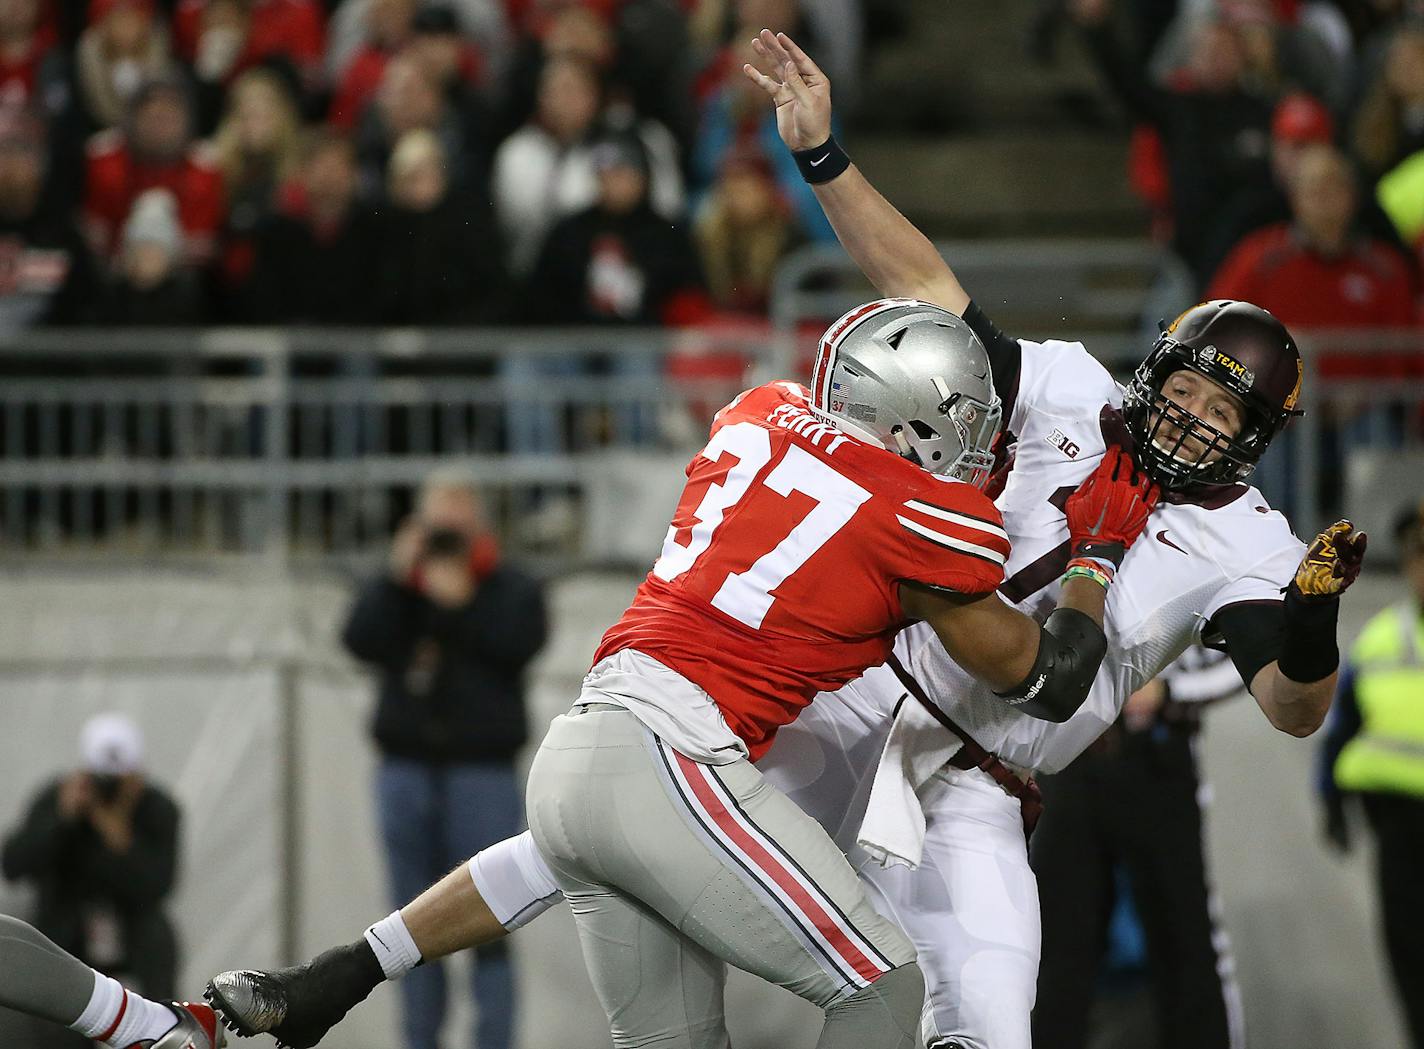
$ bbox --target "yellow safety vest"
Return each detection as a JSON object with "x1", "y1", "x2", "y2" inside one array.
[{"x1": 1334, "y1": 601, "x2": 1424, "y2": 799}]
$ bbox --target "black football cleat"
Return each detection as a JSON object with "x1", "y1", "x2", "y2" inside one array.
[{"x1": 204, "y1": 943, "x2": 383, "y2": 1049}]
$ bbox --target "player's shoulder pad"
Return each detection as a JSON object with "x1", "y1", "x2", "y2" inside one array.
[
  {"x1": 1016, "y1": 337, "x2": 1117, "y2": 416},
  {"x1": 713, "y1": 380, "x2": 805, "y2": 423}
]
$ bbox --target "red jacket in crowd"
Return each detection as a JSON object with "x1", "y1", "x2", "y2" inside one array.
[
  {"x1": 172, "y1": 0, "x2": 325, "y2": 81},
  {"x1": 1208, "y1": 223, "x2": 1418, "y2": 377},
  {"x1": 0, "y1": 23, "x2": 55, "y2": 110},
  {"x1": 82, "y1": 131, "x2": 226, "y2": 262}
]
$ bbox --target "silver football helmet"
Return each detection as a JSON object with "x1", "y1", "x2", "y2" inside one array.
[{"x1": 810, "y1": 298, "x2": 1002, "y2": 487}]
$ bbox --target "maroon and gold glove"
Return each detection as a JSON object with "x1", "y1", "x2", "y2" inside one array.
[
  {"x1": 1290, "y1": 520, "x2": 1367, "y2": 601},
  {"x1": 1065, "y1": 445, "x2": 1160, "y2": 568}
]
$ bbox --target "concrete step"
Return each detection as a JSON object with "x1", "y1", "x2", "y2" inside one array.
[{"x1": 851, "y1": 132, "x2": 1143, "y2": 238}]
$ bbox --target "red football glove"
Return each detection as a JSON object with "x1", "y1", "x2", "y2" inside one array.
[{"x1": 1065, "y1": 445, "x2": 1160, "y2": 567}]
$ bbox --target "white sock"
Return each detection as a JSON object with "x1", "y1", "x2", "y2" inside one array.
[
  {"x1": 71, "y1": 970, "x2": 177, "y2": 1047},
  {"x1": 364, "y1": 910, "x2": 421, "y2": 980}
]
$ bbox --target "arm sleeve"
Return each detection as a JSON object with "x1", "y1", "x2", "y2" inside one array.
[
  {"x1": 430, "y1": 572, "x2": 549, "y2": 672},
  {"x1": 0, "y1": 784, "x2": 67, "y2": 880},
  {"x1": 340, "y1": 576, "x2": 425, "y2": 668},
  {"x1": 961, "y1": 300, "x2": 1022, "y2": 412},
  {"x1": 1207, "y1": 600, "x2": 1285, "y2": 693},
  {"x1": 1201, "y1": 524, "x2": 1305, "y2": 688},
  {"x1": 1317, "y1": 663, "x2": 1362, "y2": 801}
]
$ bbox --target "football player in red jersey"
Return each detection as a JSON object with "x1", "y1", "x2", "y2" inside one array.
[
  {"x1": 207, "y1": 299, "x2": 1159, "y2": 1049},
  {"x1": 0, "y1": 913, "x2": 224, "y2": 1049}
]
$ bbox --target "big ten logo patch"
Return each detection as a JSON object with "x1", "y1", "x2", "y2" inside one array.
[{"x1": 1045, "y1": 428, "x2": 1080, "y2": 459}]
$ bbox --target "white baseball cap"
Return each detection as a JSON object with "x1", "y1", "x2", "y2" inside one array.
[{"x1": 79, "y1": 713, "x2": 145, "y2": 775}]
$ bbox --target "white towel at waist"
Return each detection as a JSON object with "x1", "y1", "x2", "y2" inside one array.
[{"x1": 856, "y1": 695, "x2": 964, "y2": 870}]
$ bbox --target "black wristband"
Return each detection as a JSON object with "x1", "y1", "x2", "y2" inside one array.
[
  {"x1": 793, "y1": 135, "x2": 851, "y2": 184},
  {"x1": 1277, "y1": 587, "x2": 1341, "y2": 683},
  {"x1": 1071, "y1": 539, "x2": 1127, "y2": 569}
]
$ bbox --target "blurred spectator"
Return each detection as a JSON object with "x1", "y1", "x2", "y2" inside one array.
[
  {"x1": 248, "y1": 128, "x2": 381, "y2": 323},
  {"x1": 374, "y1": 128, "x2": 505, "y2": 323},
  {"x1": 1, "y1": 713, "x2": 182, "y2": 1007},
  {"x1": 327, "y1": 0, "x2": 416, "y2": 129},
  {"x1": 1207, "y1": 142, "x2": 1416, "y2": 336},
  {"x1": 1200, "y1": 91, "x2": 1413, "y2": 282},
  {"x1": 326, "y1": 0, "x2": 509, "y2": 93},
  {"x1": 490, "y1": 53, "x2": 601, "y2": 272},
  {"x1": 1032, "y1": 646, "x2": 1248, "y2": 1049},
  {"x1": 0, "y1": 107, "x2": 99, "y2": 330},
  {"x1": 341, "y1": 471, "x2": 547, "y2": 1049},
  {"x1": 1071, "y1": 0, "x2": 1277, "y2": 284},
  {"x1": 82, "y1": 75, "x2": 226, "y2": 266},
  {"x1": 1215, "y1": 0, "x2": 1344, "y2": 106},
  {"x1": 524, "y1": 132, "x2": 703, "y2": 325},
  {"x1": 72, "y1": 0, "x2": 174, "y2": 134},
  {"x1": 0, "y1": 0, "x2": 58, "y2": 112},
  {"x1": 493, "y1": 53, "x2": 685, "y2": 274},
  {"x1": 692, "y1": 12, "x2": 835, "y2": 243},
  {"x1": 172, "y1": 0, "x2": 325, "y2": 109},
  {"x1": 95, "y1": 188, "x2": 204, "y2": 323},
  {"x1": 1350, "y1": 25, "x2": 1424, "y2": 179},
  {"x1": 499, "y1": 1, "x2": 616, "y2": 138},
  {"x1": 693, "y1": 145, "x2": 799, "y2": 314},
  {"x1": 505, "y1": 133, "x2": 703, "y2": 454},
  {"x1": 355, "y1": 49, "x2": 489, "y2": 201},
  {"x1": 1319, "y1": 501, "x2": 1424, "y2": 1049},
  {"x1": 212, "y1": 67, "x2": 301, "y2": 294}
]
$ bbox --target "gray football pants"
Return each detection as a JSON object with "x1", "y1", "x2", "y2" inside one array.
[
  {"x1": 0, "y1": 914, "x2": 95, "y2": 1025},
  {"x1": 526, "y1": 706, "x2": 922, "y2": 1049}
]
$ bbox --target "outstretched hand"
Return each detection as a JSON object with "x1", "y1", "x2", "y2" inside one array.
[{"x1": 742, "y1": 29, "x2": 832, "y2": 152}]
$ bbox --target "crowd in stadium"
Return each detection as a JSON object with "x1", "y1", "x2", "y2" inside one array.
[
  {"x1": 0, "y1": 0, "x2": 869, "y2": 331},
  {"x1": 0, "y1": 0, "x2": 1417, "y2": 334},
  {"x1": 1055, "y1": 0, "x2": 1424, "y2": 335}
]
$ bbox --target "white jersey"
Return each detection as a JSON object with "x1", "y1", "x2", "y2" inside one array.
[{"x1": 905, "y1": 336, "x2": 1306, "y2": 773}]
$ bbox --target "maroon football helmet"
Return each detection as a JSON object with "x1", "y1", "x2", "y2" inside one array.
[{"x1": 1123, "y1": 300, "x2": 1304, "y2": 491}]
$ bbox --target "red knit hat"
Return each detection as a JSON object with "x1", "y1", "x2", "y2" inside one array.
[{"x1": 1272, "y1": 92, "x2": 1333, "y2": 144}]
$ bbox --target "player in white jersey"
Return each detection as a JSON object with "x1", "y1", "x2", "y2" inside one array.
[
  {"x1": 734, "y1": 28, "x2": 1368, "y2": 1048},
  {"x1": 204, "y1": 34, "x2": 1369, "y2": 1049}
]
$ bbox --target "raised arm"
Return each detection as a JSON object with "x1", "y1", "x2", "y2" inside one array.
[{"x1": 743, "y1": 30, "x2": 969, "y2": 315}]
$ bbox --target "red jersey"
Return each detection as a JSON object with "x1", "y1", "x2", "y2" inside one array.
[
  {"x1": 594, "y1": 382, "x2": 1009, "y2": 760},
  {"x1": 1206, "y1": 224, "x2": 1417, "y2": 377},
  {"x1": 83, "y1": 133, "x2": 226, "y2": 261}
]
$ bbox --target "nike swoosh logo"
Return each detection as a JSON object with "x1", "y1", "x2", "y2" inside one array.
[
  {"x1": 371, "y1": 930, "x2": 389, "y2": 949},
  {"x1": 809, "y1": 153, "x2": 831, "y2": 166},
  {"x1": 1156, "y1": 529, "x2": 1187, "y2": 555}
]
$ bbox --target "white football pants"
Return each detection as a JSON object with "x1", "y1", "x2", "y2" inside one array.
[{"x1": 472, "y1": 666, "x2": 1040, "y2": 1049}]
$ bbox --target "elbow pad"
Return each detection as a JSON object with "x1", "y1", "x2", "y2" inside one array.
[{"x1": 994, "y1": 608, "x2": 1107, "y2": 723}]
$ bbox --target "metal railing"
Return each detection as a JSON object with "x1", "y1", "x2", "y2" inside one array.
[
  {"x1": 0, "y1": 327, "x2": 792, "y2": 569},
  {"x1": 0, "y1": 319, "x2": 1417, "y2": 567}
]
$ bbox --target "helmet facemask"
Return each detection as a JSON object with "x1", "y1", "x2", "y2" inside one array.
[
  {"x1": 884, "y1": 380, "x2": 1000, "y2": 489},
  {"x1": 1124, "y1": 339, "x2": 1277, "y2": 492}
]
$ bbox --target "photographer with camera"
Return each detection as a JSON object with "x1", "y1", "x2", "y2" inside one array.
[
  {"x1": 340, "y1": 468, "x2": 548, "y2": 1049},
  {"x1": 2, "y1": 714, "x2": 181, "y2": 1047}
]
